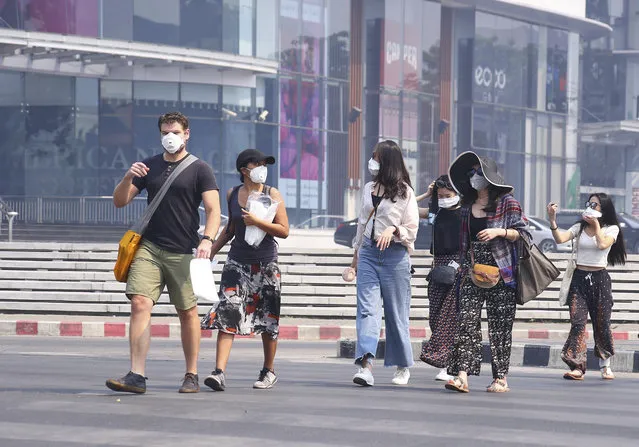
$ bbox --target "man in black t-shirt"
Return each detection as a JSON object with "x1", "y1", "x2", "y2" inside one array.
[{"x1": 107, "y1": 112, "x2": 221, "y2": 395}]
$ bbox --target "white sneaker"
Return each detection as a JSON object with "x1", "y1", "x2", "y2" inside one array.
[
  {"x1": 435, "y1": 369, "x2": 453, "y2": 382},
  {"x1": 353, "y1": 367, "x2": 374, "y2": 387},
  {"x1": 391, "y1": 367, "x2": 410, "y2": 385}
]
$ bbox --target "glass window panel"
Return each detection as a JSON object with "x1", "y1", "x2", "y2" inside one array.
[
  {"x1": 473, "y1": 12, "x2": 536, "y2": 107},
  {"x1": 180, "y1": 0, "x2": 222, "y2": 51},
  {"x1": 418, "y1": 141, "x2": 438, "y2": 190},
  {"x1": 379, "y1": 92, "x2": 400, "y2": 139},
  {"x1": 326, "y1": 0, "x2": 349, "y2": 80},
  {"x1": 256, "y1": 0, "x2": 277, "y2": 59},
  {"x1": 134, "y1": 82, "x2": 179, "y2": 101},
  {"x1": 301, "y1": 0, "x2": 324, "y2": 75},
  {"x1": 133, "y1": 0, "x2": 180, "y2": 46},
  {"x1": 419, "y1": 96, "x2": 435, "y2": 142},
  {"x1": 239, "y1": 0, "x2": 253, "y2": 56},
  {"x1": 181, "y1": 83, "x2": 219, "y2": 104},
  {"x1": 101, "y1": 80, "x2": 133, "y2": 102},
  {"x1": 25, "y1": 74, "x2": 73, "y2": 106},
  {"x1": 280, "y1": 0, "x2": 301, "y2": 72},
  {"x1": 326, "y1": 82, "x2": 348, "y2": 132},
  {"x1": 0, "y1": 0, "x2": 22, "y2": 29},
  {"x1": 421, "y1": 1, "x2": 441, "y2": 95},
  {"x1": 382, "y1": 0, "x2": 404, "y2": 90},
  {"x1": 0, "y1": 71, "x2": 25, "y2": 196},
  {"x1": 0, "y1": 70, "x2": 22, "y2": 104},
  {"x1": 403, "y1": 0, "x2": 422, "y2": 92},
  {"x1": 546, "y1": 28, "x2": 568, "y2": 113},
  {"x1": 402, "y1": 95, "x2": 419, "y2": 141},
  {"x1": 222, "y1": 86, "x2": 251, "y2": 110},
  {"x1": 20, "y1": 0, "x2": 99, "y2": 36},
  {"x1": 102, "y1": 0, "x2": 134, "y2": 40},
  {"x1": 326, "y1": 131, "x2": 347, "y2": 214},
  {"x1": 551, "y1": 117, "x2": 565, "y2": 158},
  {"x1": 403, "y1": 139, "x2": 418, "y2": 188}
]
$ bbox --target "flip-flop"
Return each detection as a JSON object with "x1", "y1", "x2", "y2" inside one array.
[
  {"x1": 445, "y1": 376, "x2": 469, "y2": 393},
  {"x1": 563, "y1": 370, "x2": 584, "y2": 381},
  {"x1": 486, "y1": 378, "x2": 510, "y2": 393}
]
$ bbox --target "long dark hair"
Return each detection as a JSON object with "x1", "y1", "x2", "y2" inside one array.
[
  {"x1": 460, "y1": 184, "x2": 504, "y2": 213},
  {"x1": 372, "y1": 140, "x2": 412, "y2": 201},
  {"x1": 429, "y1": 174, "x2": 455, "y2": 214},
  {"x1": 579, "y1": 193, "x2": 627, "y2": 266}
]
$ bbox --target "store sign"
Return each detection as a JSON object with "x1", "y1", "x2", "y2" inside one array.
[
  {"x1": 474, "y1": 66, "x2": 507, "y2": 89},
  {"x1": 497, "y1": 0, "x2": 586, "y2": 18},
  {"x1": 386, "y1": 40, "x2": 418, "y2": 72}
]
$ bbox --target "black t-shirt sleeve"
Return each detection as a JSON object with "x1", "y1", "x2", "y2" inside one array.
[
  {"x1": 131, "y1": 156, "x2": 153, "y2": 192},
  {"x1": 197, "y1": 162, "x2": 219, "y2": 194}
]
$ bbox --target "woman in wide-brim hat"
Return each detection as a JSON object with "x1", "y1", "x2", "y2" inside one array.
[{"x1": 444, "y1": 151, "x2": 530, "y2": 394}]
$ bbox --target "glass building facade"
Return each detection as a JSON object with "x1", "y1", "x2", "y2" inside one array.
[{"x1": 0, "y1": 0, "x2": 609, "y2": 224}]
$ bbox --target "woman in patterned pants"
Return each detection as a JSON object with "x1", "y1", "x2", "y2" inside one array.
[
  {"x1": 201, "y1": 149, "x2": 290, "y2": 391},
  {"x1": 419, "y1": 175, "x2": 462, "y2": 382},
  {"x1": 444, "y1": 151, "x2": 529, "y2": 393},
  {"x1": 547, "y1": 193, "x2": 627, "y2": 380}
]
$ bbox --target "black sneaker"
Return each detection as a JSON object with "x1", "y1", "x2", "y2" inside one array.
[
  {"x1": 204, "y1": 369, "x2": 226, "y2": 391},
  {"x1": 179, "y1": 373, "x2": 200, "y2": 393},
  {"x1": 106, "y1": 371, "x2": 146, "y2": 394}
]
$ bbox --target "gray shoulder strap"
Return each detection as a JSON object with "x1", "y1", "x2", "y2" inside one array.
[{"x1": 131, "y1": 155, "x2": 199, "y2": 234}]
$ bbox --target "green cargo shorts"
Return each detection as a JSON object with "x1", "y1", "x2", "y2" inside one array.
[{"x1": 125, "y1": 240, "x2": 197, "y2": 311}]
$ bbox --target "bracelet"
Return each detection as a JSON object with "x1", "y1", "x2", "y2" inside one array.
[
  {"x1": 549, "y1": 226, "x2": 558, "y2": 231},
  {"x1": 503, "y1": 229, "x2": 508, "y2": 238}
]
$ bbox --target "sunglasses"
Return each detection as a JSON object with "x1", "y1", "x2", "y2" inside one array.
[
  {"x1": 435, "y1": 179, "x2": 453, "y2": 189},
  {"x1": 585, "y1": 201, "x2": 600, "y2": 210},
  {"x1": 466, "y1": 167, "x2": 484, "y2": 178}
]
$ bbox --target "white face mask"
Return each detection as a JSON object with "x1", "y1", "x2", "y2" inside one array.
[
  {"x1": 438, "y1": 196, "x2": 460, "y2": 209},
  {"x1": 161, "y1": 132, "x2": 184, "y2": 154},
  {"x1": 248, "y1": 165, "x2": 268, "y2": 184},
  {"x1": 583, "y1": 207, "x2": 602, "y2": 219},
  {"x1": 368, "y1": 158, "x2": 380, "y2": 176},
  {"x1": 470, "y1": 174, "x2": 490, "y2": 191}
]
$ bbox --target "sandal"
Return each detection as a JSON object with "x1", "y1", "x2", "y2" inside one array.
[
  {"x1": 600, "y1": 367, "x2": 615, "y2": 380},
  {"x1": 563, "y1": 369, "x2": 584, "y2": 381},
  {"x1": 486, "y1": 378, "x2": 510, "y2": 393},
  {"x1": 444, "y1": 376, "x2": 469, "y2": 393}
]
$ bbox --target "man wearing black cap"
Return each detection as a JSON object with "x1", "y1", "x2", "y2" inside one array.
[{"x1": 108, "y1": 111, "x2": 221, "y2": 395}]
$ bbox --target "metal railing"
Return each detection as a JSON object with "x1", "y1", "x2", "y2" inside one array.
[
  {"x1": 0, "y1": 196, "x2": 19, "y2": 242},
  {"x1": 0, "y1": 196, "x2": 147, "y2": 226}
]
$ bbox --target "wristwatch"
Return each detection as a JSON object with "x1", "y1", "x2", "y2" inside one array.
[{"x1": 201, "y1": 235, "x2": 213, "y2": 243}]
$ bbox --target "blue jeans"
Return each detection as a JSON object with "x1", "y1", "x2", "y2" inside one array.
[{"x1": 355, "y1": 238, "x2": 414, "y2": 368}]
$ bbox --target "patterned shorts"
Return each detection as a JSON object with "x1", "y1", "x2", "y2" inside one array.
[{"x1": 201, "y1": 258, "x2": 281, "y2": 339}]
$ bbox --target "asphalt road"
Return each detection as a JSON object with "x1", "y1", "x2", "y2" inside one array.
[{"x1": 1, "y1": 337, "x2": 639, "y2": 447}]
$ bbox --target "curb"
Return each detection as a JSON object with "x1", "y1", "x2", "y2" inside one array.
[
  {"x1": 1, "y1": 320, "x2": 639, "y2": 342},
  {"x1": 337, "y1": 340, "x2": 639, "y2": 373}
]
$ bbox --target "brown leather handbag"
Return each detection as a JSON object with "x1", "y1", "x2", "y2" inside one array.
[
  {"x1": 467, "y1": 215, "x2": 500, "y2": 289},
  {"x1": 470, "y1": 260, "x2": 501, "y2": 288}
]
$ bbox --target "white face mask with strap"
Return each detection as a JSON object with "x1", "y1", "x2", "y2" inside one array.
[
  {"x1": 438, "y1": 196, "x2": 460, "y2": 209},
  {"x1": 248, "y1": 165, "x2": 268, "y2": 184},
  {"x1": 161, "y1": 132, "x2": 184, "y2": 154},
  {"x1": 368, "y1": 158, "x2": 380, "y2": 176}
]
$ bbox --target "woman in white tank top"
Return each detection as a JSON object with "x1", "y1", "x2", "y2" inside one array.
[{"x1": 547, "y1": 193, "x2": 627, "y2": 381}]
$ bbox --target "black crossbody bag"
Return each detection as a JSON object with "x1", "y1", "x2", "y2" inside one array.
[{"x1": 427, "y1": 212, "x2": 457, "y2": 286}]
